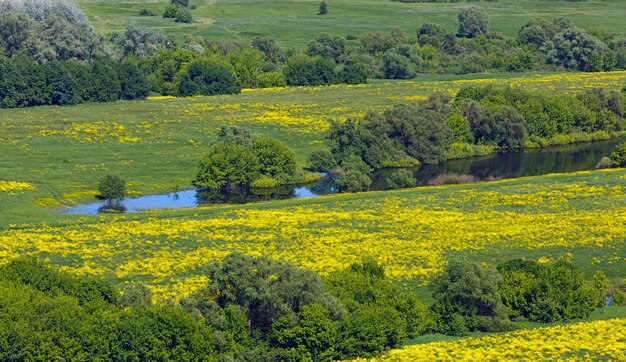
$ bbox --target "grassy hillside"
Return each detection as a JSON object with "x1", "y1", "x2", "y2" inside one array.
[
  {"x1": 78, "y1": 0, "x2": 626, "y2": 48},
  {"x1": 2, "y1": 71, "x2": 626, "y2": 225},
  {"x1": 2, "y1": 168, "x2": 626, "y2": 300}
]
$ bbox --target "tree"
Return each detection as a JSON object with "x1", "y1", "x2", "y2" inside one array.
[
  {"x1": 430, "y1": 260, "x2": 511, "y2": 334},
  {"x1": 90, "y1": 60, "x2": 121, "y2": 103},
  {"x1": 336, "y1": 170, "x2": 371, "y2": 192},
  {"x1": 175, "y1": 6, "x2": 192, "y2": 23},
  {"x1": 270, "y1": 304, "x2": 337, "y2": 362},
  {"x1": 98, "y1": 175, "x2": 126, "y2": 201},
  {"x1": 307, "y1": 149, "x2": 336, "y2": 172},
  {"x1": 517, "y1": 18, "x2": 558, "y2": 47},
  {"x1": 194, "y1": 142, "x2": 260, "y2": 189},
  {"x1": 446, "y1": 113, "x2": 473, "y2": 144},
  {"x1": 44, "y1": 61, "x2": 77, "y2": 105},
  {"x1": 176, "y1": 59, "x2": 240, "y2": 97},
  {"x1": 318, "y1": 1, "x2": 327, "y2": 15},
  {"x1": 251, "y1": 37, "x2": 281, "y2": 63},
  {"x1": 185, "y1": 253, "x2": 343, "y2": 335},
  {"x1": 283, "y1": 54, "x2": 336, "y2": 86},
  {"x1": 545, "y1": 27, "x2": 611, "y2": 71},
  {"x1": 111, "y1": 25, "x2": 163, "y2": 60},
  {"x1": 382, "y1": 51, "x2": 415, "y2": 79},
  {"x1": 611, "y1": 141, "x2": 626, "y2": 167},
  {"x1": 417, "y1": 22, "x2": 459, "y2": 54},
  {"x1": 386, "y1": 169, "x2": 416, "y2": 189},
  {"x1": 252, "y1": 137, "x2": 297, "y2": 180},
  {"x1": 117, "y1": 61, "x2": 149, "y2": 100},
  {"x1": 307, "y1": 33, "x2": 346, "y2": 64},
  {"x1": 457, "y1": 7, "x2": 490, "y2": 38}
]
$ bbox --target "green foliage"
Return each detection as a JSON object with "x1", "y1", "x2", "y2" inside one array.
[
  {"x1": 117, "y1": 61, "x2": 150, "y2": 100},
  {"x1": 0, "y1": 1, "x2": 105, "y2": 63},
  {"x1": 176, "y1": 59, "x2": 240, "y2": 97},
  {"x1": 417, "y1": 22, "x2": 459, "y2": 54},
  {"x1": 194, "y1": 142, "x2": 260, "y2": 189},
  {"x1": 430, "y1": 260, "x2": 511, "y2": 334},
  {"x1": 111, "y1": 24, "x2": 164, "y2": 60},
  {"x1": 595, "y1": 156, "x2": 614, "y2": 169},
  {"x1": 283, "y1": 54, "x2": 336, "y2": 86},
  {"x1": 457, "y1": 7, "x2": 490, "y2": 38},
  {"x1": 446, "y1": 113, "x2": 474, "y2": 143},
  {"x1": 318, "y1": 1, "x2": 328, "y2": 15},
  {"x1": 138, "y1": 8, "x2": 157, "y2": 16},
  {"x1": 252, "y1": 37, "x2": 281, "y2": 63},
  {"x1": 119, "y1": 283, "x2": 153, "y2": 307},
  {"x1": 163, "y1": 3, "x2": 181, "y2": 18},
  {"x1": 98, "y1": 174, "x2": 127, "y2": 200},
  {"x1": 307, "y1": 33, "x2": 346, "y2": 64},
  {"x1": 186, "y1": 253, "x2": 344, "y2": 335},
  {"x1": 44, "y1": 61, "x2": 77, "y2": 106},
  {"x1": 338, "y1": 64, "x2": 368, "y2": 85},
  {"x1": 228, "y1": 47, "x2": 267, "y2": 88},
  {"x1": 497, "y1": 259, "x2": 597, "y2": 323},
  {"x1": 90, "y1": 61, "x2": 121, "y2": 102},
  {"x1": 611, "y1": 141, "x2": 626, "y2": 167},
  {"x1": 175, "y1": 6, "x2": 193, "y2": 23},
  {"x1": 545, "y1": 27, "x2": 612, "y2": 71},
  {"x1": 336, "y1": 170, "x2": 371, "y2": 192},
  {"x1": 271, "y1": 304, "x2": 337, "y2": 362},
  {"x1": 307, "y1": 149, "x2": 337, "y2": 172},
  {"x1": 257, "y1": 71, "x2": 287, "y2": 88},
  {"x1": 252, "y1": 137, "x2": 297, "y2": 180},
  {"x1": 216, "y1": 125, "x2": 254, "y2": 147},
  {"x1": 386, "y1": 169, "x2": 416, "y2": 189},
  {"x1": 326, "y1": 260, "x2": 431, "y2": 359},
  {"x1": 517, "y1": 18, "x2": 558, "y2": 47}
]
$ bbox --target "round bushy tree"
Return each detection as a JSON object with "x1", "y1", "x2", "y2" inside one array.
[
  {"x1": 194, "y1": 142, "x2": 260, "y2": 189},
  {"x1": 98, "y1": 175, "x2": 126, "y2": 200},
  {"x1": 307, "y1": 149, "x2": 336, "y2": 172},
  {"x1": 252, "y1": 137, "x2": 297, "y2": 179},
  {"x1": 611, "y1": 141, "x2": 626, "y2": 167},
  {"x1": 336, "y1": 170, "x2": 371, "y2": 192},
  {"x1": 176, "y1": 60, "x2": 240, "y2": 97},
  {"x1": 457, "y1": 7, "x2": 490, "y2": 38}
]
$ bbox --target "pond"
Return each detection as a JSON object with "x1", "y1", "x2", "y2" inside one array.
[{"x1": 61, "y1": 138, "x2": 622, "y2": 215}]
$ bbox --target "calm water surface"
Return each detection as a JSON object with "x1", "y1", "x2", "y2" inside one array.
[{"x1": 62, "y1": 139, "x2": 622, "y2": 215}]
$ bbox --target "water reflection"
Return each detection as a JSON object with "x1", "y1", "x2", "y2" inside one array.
[{"x1": 61, "y1": 139, "x2": 622, "y2": 215}]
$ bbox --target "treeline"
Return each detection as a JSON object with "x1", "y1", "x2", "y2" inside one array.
[
  {"x1": 0, "y1": 57, "x2": 149, "y2": 108},
  {"x1": 2, "y1": 0, "x2": 626, "y2": 109},
  {"x1": 0, "y1": 255, "x2": 618, "y2": 360},
  {"x1": 308, "y1": 86, "x2": 626, "y2": 191}
]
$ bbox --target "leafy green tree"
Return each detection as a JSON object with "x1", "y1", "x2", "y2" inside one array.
[
  {"x1": 111, "y1": 24, "x2": 164, "y2": 60},
  {"x1": 338, "y1": 64, "x2": 368, "y2": 85},
  {"x1": 163, "y1": 3, "x2": 181, "y2": 18},
  {"x1": 336, "y1": 170, "x2": 371, "y2": 192},
  {"x1": 252, "y1": 137, "x2": 297, "y2": 180},
  {"x1": 117, "y1": 60, "x2": 150, "y2": 100},
  {"x1": 318, "y1": 1, "x2": 327, "y2": 15},
  {"x1": 382, "y1": 50, "x2": 415, "y2": 79},
  {"x1": 194, "y1": 142, "x2": 260, "y2": 189},
  {"x1": 216, "y1": 125, "x2": 254, "y2": 147},
  {"x1": 44, "y1": 61, "x2": 77, "y2": 105},
  {"x1": 611, "y1": 141, "x2": 626, "y2": 167},
  {"x1": 457, "y1": 7, "x2": 490, "y2": 38},
  {"x1": 90, "y1": 60, "x2": 121, "y2": 103},
  {"x1": 228, "y1": 47, "x2": 267, "y2": 88},
  {"x1": 271, "y1": 304, "x2": 337, "y2": 362},
  {"x1": 175, "y1": 6, "x2": 193, "y2": 23},
  {"x1": 446, "y1": 113, "x2": 474, "y2": 143},
  {"x1": 386, "y1": 169, "x2": 416, "y2": 189},
  {"x1": 417, "y1": 22, "x2": 459, "y2": 54},
  {"x1": 517, "y1": 18, "x2": 558, "y2": 47},
  {"x1": 283, "y1": 54, "x2": 336, "y2": 86},
  {"x1": 176, "y1": 59, "x2": 240, "y2": 97},
  {"x1": 251, "y1": 37, "x2": 281, "y2": 63},
  {"x1": 430, "y1": 260, "x2": 511, "y2": 334},
  {"x1": 545, "y1": 27, "x2": 612, "y2": 71},
  {"x1": 98, "y1": 175, "x2": 127, "y2": 201},
  {"x1": 307, "y1": 149, "x2": 337, "y2": 172},
  {"x1": 186, "y1": 253, "x2": 344, "y2": 335},
  {"x1": 307, "y1": 33, "x2": 347, "y2": 64}
]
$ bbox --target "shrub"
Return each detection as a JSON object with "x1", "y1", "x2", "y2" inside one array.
[
  {"x1": 307, "y1": 149, "x2": 336, "y2": 172},
  {"x1": 250, "y1": 176, "x2": 280, "y2": 189},
  {"x1": 256, "y1": 72, "x2": 286, "y2": 88},
  {"x1": 138, "y1": 8, "x2": 156, "y2": 16},
  {"x1": 386, "y1": 169, "x2": 416, "y2": 189},
  {"x1": 457, "y1": 7, "x2": 490, "y2": 38},
  {"x1": 318, "y1": 0, "x2": 327, "y2": 15},
  {"x1": 336, "y1": 170, "x2": 371, "y2": 192},
  {"x1": 252, "y1": 137, "x2": 297, "y2": 180},
  {"x1": 176, "y1": 60, "x2": 240, "y2": 97},
  {"x1": 98, "y1": 175, "x2": 127, "y2": 200},
  {"x1": 611, "y1": 141, "x2": 626, "y2": 167},
  {"x1": 283, "y1": 54, "x2": 336, "y2": 86},
  {"x1": 163, "y1": 3, "x2": 180, "y2": 18},
  {"x1": 595, "y1": 156, "x2": 614, "y2": 169},
  {"x1": 194, "y1": 142, "x2": 260, "y2": 189},
  {"x1": 175, "y1": 6, "x2": 193, "y2": 23}
]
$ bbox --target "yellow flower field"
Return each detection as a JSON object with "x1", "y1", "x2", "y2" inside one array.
[
  {"x1": 0, "y1": 169, "x2": 625, "y2": 300},
  {"x1": 350, "y1": 318, "x2": 626, "y2": 361},
  {"x1": 0, "y1": 181, "x2": 35, "y2": 192}
]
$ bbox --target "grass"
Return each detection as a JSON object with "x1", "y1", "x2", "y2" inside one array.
[
  {"x1": 2, "y1": 71, "x2": 626, "y2": 226},
  {"x1": 78, "y1": 0, "x2": 626, "y2": 48},
  {"x1": 2, "y1": 168, "x2": 626, "y2": 301}
]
